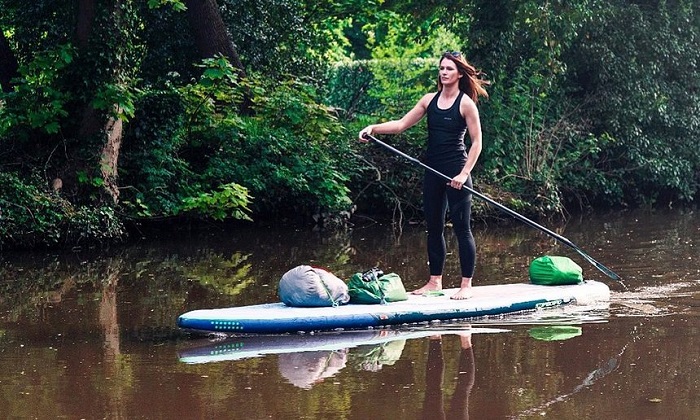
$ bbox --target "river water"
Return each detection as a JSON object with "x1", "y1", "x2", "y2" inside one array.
[{"x1": 0, "y1": 208, "x2": 698, "y2": 419}]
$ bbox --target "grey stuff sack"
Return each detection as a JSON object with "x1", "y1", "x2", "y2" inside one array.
[{"x1": 278, "y1": 265, "x2": 350, "y2": 307}]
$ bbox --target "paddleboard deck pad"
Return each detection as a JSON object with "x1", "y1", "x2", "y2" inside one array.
[{"x1": 177, "y1": 280, "x2": 610, "y2": 334}]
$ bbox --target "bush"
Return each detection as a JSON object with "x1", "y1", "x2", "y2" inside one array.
[
  {"x1": 0, "y1": 171, "x2": 125, "y2": 249},
  {"x1": 120, "y1": 59, "x2": 356, "y2": 226},
  {"x1": 200, "y1": 86, "x2": 355, "y2": 224}
]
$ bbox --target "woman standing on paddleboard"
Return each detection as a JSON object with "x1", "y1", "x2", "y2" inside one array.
[{"x1": 359, "y1": 51, "x2": 489, "y2": 300}]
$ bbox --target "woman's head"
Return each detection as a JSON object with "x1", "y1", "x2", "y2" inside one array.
[{"x1": 437, "y1": 51, "x2": 489, "y2": 103}]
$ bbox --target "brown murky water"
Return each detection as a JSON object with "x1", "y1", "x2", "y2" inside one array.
[{"x1": 0, "y1": 208, "x2": 698, "y2": 419}]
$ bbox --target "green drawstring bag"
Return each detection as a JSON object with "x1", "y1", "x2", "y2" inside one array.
[
  {"x1": 347, "y1": 269, "x2": 408, "y2": 304},
  {"x1": 529, "y1": 256, "x2": 583, "y2": 285}
]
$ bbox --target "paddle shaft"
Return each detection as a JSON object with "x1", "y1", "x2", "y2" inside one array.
[{"x1": 362, "y1": 133, "x2": 622, "y2": 282}]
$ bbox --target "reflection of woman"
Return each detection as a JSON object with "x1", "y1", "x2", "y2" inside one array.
[{"x1": 421, "y1": 334, "x2": 475, "y2": 420}]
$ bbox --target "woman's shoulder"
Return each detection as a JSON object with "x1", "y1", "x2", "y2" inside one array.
[
  {"x1": 458, "y1": 92, "x2": 479, "y2": 120},
  {"x1": 419, "y1": 92, "x2": 439, "y2": 107},
  {"x1": 458, "y1": 90, "x2": 475, "y2": 103},
  {"x1": 422, "y1": 92, "x2": 439, "y2": 101},
  {"x1": 458, "y1": 92, "x2": 477, "y2": 110}
]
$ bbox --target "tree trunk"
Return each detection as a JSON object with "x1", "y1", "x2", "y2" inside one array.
[
  {"x1": 100, "y1": 106, "x2": 124, "y2": 204},
  {"x1": 74, "y1": 0, "x2": 125, "y2": 205},
  {"x1": 0, "y1": 30, "x2": 18, "y2": 93},
  {"x1": 185, "y1": 0, "x2": 251, "y2": 114},
  {"x1": 75, "y1": 0, "x2": 96, "y2": 48}
]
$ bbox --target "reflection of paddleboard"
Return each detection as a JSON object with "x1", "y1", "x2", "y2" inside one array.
[
  {"x1": 177, "y1": 327, "x2": 508, "y2": 364},
  {"x1": 178, "y1": 281, "x2": 610, "y2": 334}
]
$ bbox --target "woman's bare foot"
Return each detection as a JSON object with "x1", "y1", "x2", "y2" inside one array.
[
  {"x1": 459, "y1": 333, "x2": 473, "y2": 349},
  {"x1": 451, "y1": 288, "x2": 473, "y2": 300},
  {"x1": 450, "y1": 277, "x2": 473, "y2": 300},
  {"x1": 411, "y1": 276, "x2": 442, "y2": 295}
]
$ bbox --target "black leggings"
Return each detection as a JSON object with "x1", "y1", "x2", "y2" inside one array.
[{"x1": 423, "y1": 168, "x2": 476, "y2": 278}]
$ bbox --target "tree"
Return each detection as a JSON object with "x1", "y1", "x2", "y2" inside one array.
[
  {"x1": 72, "y1": 0, "x2": 139, "y2": 205},
  {"x1": 0, "y1": 30, "x2": 18, "y2": 93},
  {"x1": 185, "y1": 0, "x2": 251, "y2": 113},
  {"x1": 566, "y1": 0, "x2": 700, "y2": 205}
]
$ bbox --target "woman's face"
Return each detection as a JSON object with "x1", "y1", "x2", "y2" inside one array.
[{"x1": 439, "y1": 57, "x2": 462, "y2": 86}]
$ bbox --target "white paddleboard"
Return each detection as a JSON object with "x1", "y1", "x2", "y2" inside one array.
[{"x1": 177, "y1": 280, "x2": 610, "y2": 334}]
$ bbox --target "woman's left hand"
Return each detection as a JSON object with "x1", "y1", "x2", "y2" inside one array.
[{"x1": 449, "y1": 173, "x2": 470, "y2": 190}]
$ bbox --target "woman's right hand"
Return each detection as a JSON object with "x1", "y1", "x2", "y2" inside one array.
[{"x1": 358, "y1": 126, "x2": 374, "y2": 142}]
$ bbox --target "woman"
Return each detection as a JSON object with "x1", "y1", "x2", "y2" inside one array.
[{"x1": 359, "y1": 51, "x2": 489, "y2": 300}]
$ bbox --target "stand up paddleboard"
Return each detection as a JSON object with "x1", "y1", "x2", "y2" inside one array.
[{"x1": 177, "y1": 280, "x2": 610, "y2": 334}]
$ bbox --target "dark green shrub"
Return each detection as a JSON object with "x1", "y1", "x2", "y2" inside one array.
[
  {"x1": 199, "y1": 75, "x2": 356, "y2": 223},
  {"x1": 119, "y1": 88, "x2": 190, "y2": 218},
  {"x1": 566, "y1": 1, "x2": 700, "y2": 206},
  {"x1": 0, "y1": 171, "x2": 125, "y2": 249}
]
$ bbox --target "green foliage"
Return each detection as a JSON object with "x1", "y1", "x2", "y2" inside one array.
[
  {"x1": 180, "y1": 182, "x2": 253, "y2": 221},
  {"x1": 366, "y1": 58, "x2": 435, "y2": 119},
  {"x1": 66, "y1": 205, "x2": 125, "y2": 243},
  {"x1": 118, "y1": 87, "x2": 189, "y2": 218},
  {"x1": 0, "y1": 171, "x2": 125, "y2": 249},
  {"x1": 76, "y1": 170, "x2": 105, "y2": 188},
  {"x1": 346, "y1": 126, "x2": 426, "y2": 222},
  {"x1": 182, "y1": 54, "x2": 244, "y2": 128},
  {"x1": 204, "y1": 75, "x2": 355, "y2": 221},
  {"x1": 119, "y1": 56, "x2": 249, "y2": 221},
  {"x1": 120, "y1": 56, "x2": 354, "y2": 225},
  {"x1": 458, "y1": 1, "x2": 602, "y2": 215},
  {"x1": 0, "y1": 44, "x2": 74, "y2": 134},
  {"x1": 137, "y1": 2, "x2": 200, "y2": 85},
  {"x1": 147, "y1": 0, "x2": 186, "y2": 12},
  {"x1": 324, "y1": 58, "x2": 435, "y2": 120},
  {"x1": 0, "y1": 172, "x2": 63, "y2": 247},
  {"x1": 91, "y1": 82, "x2": 139, "y2": 122},
  {"x1": 478, "y1": 61, "x2": 595, "y2": 215},
  {"x1": 567, "y1": 0, "x2": 700, "y2": 205},
  {"x1": 219, "y1": 0, "x2": 332, "y2": 77},
  {"x1": 322, "y1": 61, "x2": 377, "y2": 119},
  {"x1": 463, "y1": 0, "x2": 699, "y2": 209}
]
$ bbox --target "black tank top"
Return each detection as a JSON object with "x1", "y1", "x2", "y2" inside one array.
[{"x1": 426, "y1": 91, "x2": 468, "y2": 168}]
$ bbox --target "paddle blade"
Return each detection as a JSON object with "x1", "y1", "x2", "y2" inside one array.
[{"x1": 575, "y1": 249, "x2": 623, "y2": 282}]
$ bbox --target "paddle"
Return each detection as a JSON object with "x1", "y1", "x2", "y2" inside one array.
[{"x1": 362, "y1": 133, "x2": 623, "y2": 282}]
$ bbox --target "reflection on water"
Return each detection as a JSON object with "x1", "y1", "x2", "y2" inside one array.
[
  {"x1": 420, "y1": 334, "x2": 474, "y2": 420},
  {"x1": 278, "y1": 349, "x2": 348, "y2": 389},
  {"x1": 0, "y1": 208, "x2": 698, "y2": 418},
  {"x1": 510, "y1": 337, "x2": 631, "y2": 419},
  {"x1": 176, "y1": 327, "x2": 508, "y2": 365}
]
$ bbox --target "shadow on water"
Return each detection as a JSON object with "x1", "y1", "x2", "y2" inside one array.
[{"x1": 0, "y1": 208, "x2": 698, "y2": 418}]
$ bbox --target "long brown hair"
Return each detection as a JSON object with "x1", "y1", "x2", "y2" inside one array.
[{"x1": 437, "y1": 51, "x2": 490, "y2": 103}]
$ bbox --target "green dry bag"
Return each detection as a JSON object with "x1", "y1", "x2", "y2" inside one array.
[
  {"x1": 529, "y1": 255, "x2": 583, "y2": 285},
  {"x1": 347, "y1": 270, "x2": 408, "y2": 304}
]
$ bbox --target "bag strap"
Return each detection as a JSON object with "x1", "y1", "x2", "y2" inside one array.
[
  {"x1": 361, "y1": 267, "x2": 387, "y2": 305},
  {"x1": 370, "y1": 271, "x2": 387, "y2": 305},
  {"x1": 314, "y1": 269, "x2": 340, "y2": 307}
]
